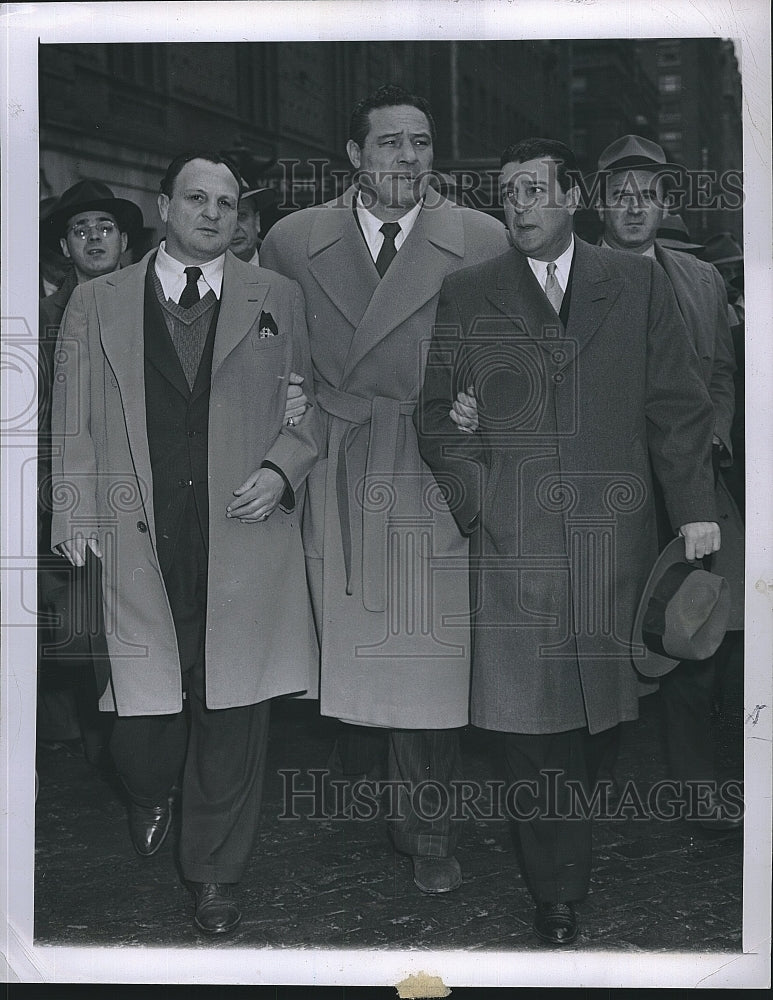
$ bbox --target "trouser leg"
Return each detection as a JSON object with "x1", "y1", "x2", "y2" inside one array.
[
  {"x1": 659, "y1": 657, "x2": 716, "y2": 784},
  {"x1": 502, "y1": 728, "x2": 595, "y2": 903},
  {"x1": 109, "y1": 710, "x2": 188, "y2": 806},
  {"x1": 178, "y1": 675, "x2": 271, "y2": 884},
  {"x1": 336, "y1": 722, "x2": 388, "y2": 778},
  {"x1": 387, "y1": 728, "x2": 461, "y2": 858}
]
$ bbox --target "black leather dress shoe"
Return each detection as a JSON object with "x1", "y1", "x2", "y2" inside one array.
[
  {"x1": 191, "y1": 882, "x2": 242, "y2": 935},
  {"x1": 533, "y1": 901, "x2": 578, "y2": 946},
  {"x1": 128, "y1": 796, "x2": 173, "y2": 857}
]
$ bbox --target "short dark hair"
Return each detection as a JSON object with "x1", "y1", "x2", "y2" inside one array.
[
  {"x1": 348, "y1": 84, "x2": 436, "y2": 148},
  {"x1": 160, "y1": 152, "x2": 242, "y2": 198},
  {"x1": 499, "y1": 138, "x2": 579, "y2": 194}
]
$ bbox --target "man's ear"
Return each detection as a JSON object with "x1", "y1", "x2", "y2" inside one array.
[
  {"x1": 120, "y1": 231, "x2": 129, "y2": 254},
  {"x1": 566, "y1": 183, "x2": 581, "y2": 217},
  {"x1": 157, "y1": 192, "x2": 170, "y2": 224},
  {"x1": 346, "y1": 139, "x2": 362, "y2": 171},
  {"x1": 59, "y1": 237, "x2": 71, "y2": 260}
]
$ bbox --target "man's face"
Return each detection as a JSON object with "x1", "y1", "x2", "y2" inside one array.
[
  {"x1": 598, "y1": 169, "x2": 669, "y2": 253},
  {"x1": 500, "y1": 157, "x2": 578, "y2": 261},
  {"x1": 346, "y1": 104, "x2": 434, "y2": 217},
  {"x1": 229, "y1": 198, "x2": 261, "y2": 262},
  {"x1": 60, "y1": 209, "x2": 127, "y2": 282},
  {"x1": 157, "y1": 158, "x2": 239, "y2": 264}
]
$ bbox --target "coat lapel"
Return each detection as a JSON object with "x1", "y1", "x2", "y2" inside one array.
[
  {"x1": 654, "y1": 243, "x2": 708, "y2": 354},
  {"x1": 563, "y1": 239, "x2": 623, "y2": 357},
  {"x1": 485, "y1": 248, "x2": 563, "y2": 347},
  {"x1": 210, "y1": 253, "x2": 269, "y2": 378},
  {"x1": 341, "y1": 186, "x2": 467, "y2": 380},
  {"x1": 94, "y1": 252, "x2": 156, "y2": 532},
  {"x1": 308, "y1": 190, "x2": 380, "y2": 331}
]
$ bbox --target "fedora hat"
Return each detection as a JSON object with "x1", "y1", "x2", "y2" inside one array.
[
  {"x1": 42, "y1": 179, "x2": 144, "y2": 250},
  {"x1": 239, "y1": 185, "x2": 278, "y2": 212},
  {"x1": 587, "y1": 134, "x2": 684, "y2": 190},
  {"x1": 656, "y1": 213, "x2": 704, "y2": 252},
  {"x1": 632, "y1": 536, "x2": 730, "y2": 678},
  {"x1": 701, "y1": 231, "x2": 743, "y2": 266}
]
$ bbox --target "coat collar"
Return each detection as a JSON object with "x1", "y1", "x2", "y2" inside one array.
[
  {"x1": 486, "y1": 238, "x2": 622, "y2": 361},
  {"x1": 307, "y1": 185, "x2": 469, "y2": 381}
]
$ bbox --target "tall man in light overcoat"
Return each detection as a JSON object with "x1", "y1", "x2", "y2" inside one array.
[
  {"x1": 417, "y1": 138, "x2": 720, "y2": 944},
  {"x1": 51, "y1": 152, "x2": 320, "y2": 934},
  {"x1": 260, "y1": 84, "x2": 509, "y2": 893}
]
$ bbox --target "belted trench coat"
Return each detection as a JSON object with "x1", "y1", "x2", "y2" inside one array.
[{"x1": 260, "y1": 186, "x2": 509, "y2": 728}]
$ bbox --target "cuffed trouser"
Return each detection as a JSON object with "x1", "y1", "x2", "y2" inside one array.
[
  {"x1": 386, "y1": 728, "x2": 462, "y2": 858},
  {"x1": 502, "y1": 726, "x2": 617, "y2": 904},
  {"x1": 110, "y1": 675, "x2": 271, "y2": 884}
]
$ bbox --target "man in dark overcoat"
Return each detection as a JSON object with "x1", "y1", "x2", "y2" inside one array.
[
  {"x1": 416, "y1": 138, "x2": 720, "y2": 945},
  {"x1": 260, "y1": 84, "x2": 509, "y2": 894},
  {"x1": 51, "y1": 152, "x2": 320, "y2": 934},
  {"x1": 593, "y1": 134, "x2": 743, "y2": 829}
]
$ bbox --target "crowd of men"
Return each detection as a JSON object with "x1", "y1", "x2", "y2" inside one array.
[{"x1": 38, "y1": 83, "x2": 744, "y2": 945}]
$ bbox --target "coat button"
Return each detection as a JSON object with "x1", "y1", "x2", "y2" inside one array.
[
  {"x1": 553, "y1": 372, "x2": 564, "y2": 384},
  {"x1": 137, "y1": 520, "x2": 147, "y2": 533}
]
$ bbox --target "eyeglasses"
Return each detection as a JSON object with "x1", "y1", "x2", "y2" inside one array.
[{"x1": 67, "y1": 221, "x2": 119, "y2": 240}]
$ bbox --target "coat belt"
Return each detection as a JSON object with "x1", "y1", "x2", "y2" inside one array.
[{"x1": 315, "y1": 383, "x2": 416, "y2": 612}]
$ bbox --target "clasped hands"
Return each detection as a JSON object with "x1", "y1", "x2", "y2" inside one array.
[{"x1": 448, "y1": 386, "x2": 720, "y2": 562}]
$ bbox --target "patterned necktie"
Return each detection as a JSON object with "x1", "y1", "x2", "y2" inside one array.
[
  {"x1": 544, "y1": 261, "x2": 564, "y2": 314},
  {"x1": 375, "y1": 222, "x2": 401, "y2": 278},
  {"x1": 178, "y1": 266, "x2": 202, "y2": 309}
]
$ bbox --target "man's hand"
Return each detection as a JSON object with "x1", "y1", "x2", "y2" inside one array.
[
  {"x1": 227, "y1": 467, "x2": 286, "y2": 522},
  {"x1": 283, "y1": 372, "x2": 308, "y2": 426},
  {"x1": 679, "y1": 521, "x2": 721, "y2": 561},
  {"x1": 55, "y1": 534, "x2": 102, "y2": 567},
  {"x1": 450, "y1": 386, "x2": 479, "y2": 434}
]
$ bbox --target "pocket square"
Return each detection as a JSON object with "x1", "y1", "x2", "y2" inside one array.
[{"x1": 258, "y1": 311, "x2": 279, "y2": 338}]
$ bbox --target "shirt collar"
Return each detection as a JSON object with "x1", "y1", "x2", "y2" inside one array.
[
  {"x1": 354, "y1": 193, "x2": 423, "y2": 260},
  {"x1": 155, "y1": 240, "x2": 226, "y2": 301},
  {"x1": 527, "y1": 235, "x2": 575, "y2": 290}
]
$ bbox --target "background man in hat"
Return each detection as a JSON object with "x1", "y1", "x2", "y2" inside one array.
[
  {"x1": 656, "y1": 212, "x2": 705, "y2": 255},
  {"x1": 50, "y1": 151, "x2": 320, "y2": 935},
  {"x1": 417, "y1": 137, "x2": 719, "y2": 945},
  {"x1": 229, "y1": 185, "x2": 277, "y2": 265},
  {"x1": 261, "y1": 84, "x2": 509, "y2": 895},
  {"x1": 593, "y1": 135, "x2": 742, "y2": 832},
  {"x1": 38, "y1": 180, "x2": 143, "y2": 763}
]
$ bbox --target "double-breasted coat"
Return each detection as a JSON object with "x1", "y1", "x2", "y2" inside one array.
[
  {"x1": 260, "y1": 186, "x2": 509, "y2": 728},
  {"x1": 50, "y1": 250, "x2": 320, "y2": 716},
  {"x1": 417, "y1": 239, "x2": 718, "y2": 735},
  {"x1": 655, "y1": 243, "x2": 744, "y2": 628}
]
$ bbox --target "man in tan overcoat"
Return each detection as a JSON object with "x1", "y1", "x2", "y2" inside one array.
[
  {"x1": 51, "y1": 152, "x2": 320, "y2": 934},
  {"x1": 260, "y1": 84, "x2": 509, "y2": 893}
]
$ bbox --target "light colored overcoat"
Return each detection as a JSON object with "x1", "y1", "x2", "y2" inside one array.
[
  {"x1": 417, "y1": 240, "x2": 718, "y2": 735},
  {"x1": 260, "y1": 186, "x2": 509, "y2": 728},
  {"x1": 50, "y1": 250, "x2": 320, "y2": 716}
]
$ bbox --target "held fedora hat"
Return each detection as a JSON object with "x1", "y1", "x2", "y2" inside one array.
[
  {"x1": 42, "y1": 179, "x2": 144, "y2": 251},
  {"x1": 701, "y1": 231, "x2": 744, "y2": 266},
  {"x1": 632, "y1": 536, "x2": 730, "y2": 679},
  {"x1": 587, "y1": 134, "x2": 684, "y2": 191}
]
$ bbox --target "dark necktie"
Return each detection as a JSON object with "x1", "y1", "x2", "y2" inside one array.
[
  {"x1": 178, "y1": 266, "x2": 202, "y2": 309},
  {"x1": 375, "y1": 222, "x2": 401, "y2": 278}
]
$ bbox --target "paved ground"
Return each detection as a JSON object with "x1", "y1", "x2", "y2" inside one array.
[{"x1": 34, "y1": 687, "x2": 744, "y2": 955}]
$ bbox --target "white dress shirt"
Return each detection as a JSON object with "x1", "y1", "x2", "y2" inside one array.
[
  {"x1": 154, "y1": 240, "x2": 225, "y2": 302},
  {"x1": 355, "y1": 194, "x2": 423, "y2": 262},
  {"x1": 527, "y1": 236, "x2": 575, "y2": 294}
]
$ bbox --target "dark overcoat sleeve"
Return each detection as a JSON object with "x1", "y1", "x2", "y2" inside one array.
[{"x1": 415, "y1": 273, "x2": 486, "y2": 535}]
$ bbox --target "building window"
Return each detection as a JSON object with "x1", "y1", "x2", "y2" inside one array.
[
  {"x1": 571, "y1": 75, "x2": 587, "y2": 94},
  {"x1": 659, "y1": 74, "x2": 681, "y2": 93},
  {"x1": 660, "y1": 131, "x2": 683, "y2": 145}
]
